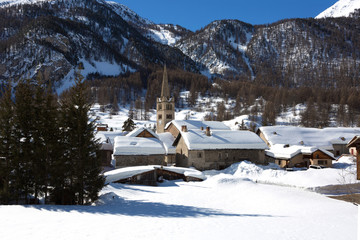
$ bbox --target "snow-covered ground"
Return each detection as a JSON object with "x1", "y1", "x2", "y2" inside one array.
[{"x1": 0, "y1": 160, "x2": 357, "y2": 240}]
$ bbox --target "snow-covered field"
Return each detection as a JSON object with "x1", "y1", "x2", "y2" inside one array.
[{"x1": 0, "y1": 161, "x2": 357, "y2": 240}]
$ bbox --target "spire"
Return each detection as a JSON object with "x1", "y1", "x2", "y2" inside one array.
[{"x1": 161, "y1": 65, "x2": 170, "y2": 99}]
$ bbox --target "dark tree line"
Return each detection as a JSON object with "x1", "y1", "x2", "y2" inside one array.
[{"x1": 0, "y1": 69, "x2": 104, "y2": 205}]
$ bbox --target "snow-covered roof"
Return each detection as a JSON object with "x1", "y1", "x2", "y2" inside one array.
[
  {"x1": 104, "y1": 165, "x2": 206, "y2": 184},
  {"x1": 259, "y1": 126, "x2": 360, "y2": 150},
  {"x1": 157, "y1": 132, "x2": 176, "y2": 155},
  {"x1": 265, "y1": 144, "x2": 335, "y2": 160},
  {"x1": 166, "y1": 120, "x2": 230, "y2": 131},
  {"x1": 114, "y1": 136, "x2": 165, "y2": 156},
  {"x1": 347, "y1": 135, "x2": 360, "y2": 147},
  {"x1": 180, "y1": 129, "x2": 268, "y2": 151},
  {"x1": 95, "y1": 132, "x2": 114, "y2": 151},
  {"x1": 126, "y1": 127, "x2": 158, "y2": 139}
]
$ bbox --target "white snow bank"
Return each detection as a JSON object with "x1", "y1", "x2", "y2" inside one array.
[{"x1": 204, "y1": 160, "x2": 358, "y2": 188}]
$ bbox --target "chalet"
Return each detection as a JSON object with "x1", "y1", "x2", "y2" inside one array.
[
  {"x1": 346, "y1": 136, "x2": 360, "y2": 180},
  {"x1": 113, "y1": 135, "x2": 166, "y2": 168},
  {"x1": 258, "y1": 126, "x2": 360, "y2": 157},
  {"x1": 127, "y1": 127, "x2": 176, "y2": 165},
  {"x1": 265, "y1": 144, "x2": 335, "y2": 168},
  {"x1": 173, "y1": 125, "x2": 268, "y2": 170},
  {"x1": 97, "y1": 123, "x2": 108, "y2": 132}
]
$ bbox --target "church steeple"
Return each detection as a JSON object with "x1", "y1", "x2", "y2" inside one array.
[
  {"x1": 156, "y1": 65, "x2": 175, "y2": 133},
  {"x1": 161, "y1": 65, "x2": 170, "y2": 99}
]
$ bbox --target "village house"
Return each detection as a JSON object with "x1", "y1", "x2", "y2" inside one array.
[
  {"x1": 113, "y1": 134, "x2": 166, "y2": 168},
  {"x1": 265, "y1": 144, "x2": 335, "y2": 168},
  {"x1": 258, "y1": 126, "x2": 360, "y2": 157},
  {"x1": 172, "y1": 124, "x2": 268, "y2": 170},
  {"x1": 346, "y1": 136, "x2": 360, "y2": 180}
]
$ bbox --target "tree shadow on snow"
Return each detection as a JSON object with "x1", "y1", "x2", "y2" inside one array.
[{"x1": 23, "y1": 193, "x2": 279, "y2": 218}]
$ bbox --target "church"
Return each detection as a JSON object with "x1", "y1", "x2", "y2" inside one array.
[
  {"x1": 156, "y1": 65, "x2": 175, "y2": 133},
  {"x1": 112, "y1": 65, "x2": 267, "y2": 170}
]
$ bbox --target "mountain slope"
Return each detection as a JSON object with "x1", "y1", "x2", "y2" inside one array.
[
  {"x1": 176, "y1": 20, "x2": 255, "y2": 77},
  {"x1": 0, "y1": 0, "x2": 199, "y2": 89},
  {"x1": 316, "y1": 0, "x2": 360, "y2": 19}
]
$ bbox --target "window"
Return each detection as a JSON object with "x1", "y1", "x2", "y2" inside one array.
[
  {"x1": 197, "y1": 152, "x2": 202, "y2": 158},
  {"x1": 225, "y1": 152, "x2": 229, "y2": 159},
  {"x1": 318, "y1": 160, "x2": 327, "y2": 165},
  {"x1": 166, "y1": 114, "x2": 172, "y2": 119},
  {"x1": 166, "y1": 104, "x2": 172, "y2": 110},
  {"x1": 218, "y1": 152, "x2": 221, "y2": 159},
  {"x1": 158, "y1": 104, "x2": 162, "y2": 110},
  {"x1": 158, "y1": 114, "x2": 162, "y2": 119}
]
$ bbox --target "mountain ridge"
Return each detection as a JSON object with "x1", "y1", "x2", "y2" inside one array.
[{"x1": 0, "y1": 0, "x2": 359, "y2": 91}]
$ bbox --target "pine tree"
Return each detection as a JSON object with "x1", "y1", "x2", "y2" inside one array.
[
  {"x1": 262, "y1": 101, "x2": 276, "y2": 126},
  {"x1": 13, "y1": 80, "x2": 36, "y2": 204},
  {"x1": 122, "y1": 118, "x2": 136, "y2": 132},
  {"x1": 37, "y1": 82, "x2": 62, "y2": 204},
  {"x1": 0, "y1": 84, "x2": 14, "y2": 204},
  {"x1": 60, "y1": 67, "x2": 104, "y2": 205}
]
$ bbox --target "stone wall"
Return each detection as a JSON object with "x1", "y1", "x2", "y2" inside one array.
[{"x1": 114, "y1": 155, "x2": 165, "y2": 168}]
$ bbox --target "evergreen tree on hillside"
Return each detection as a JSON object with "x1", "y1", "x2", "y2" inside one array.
[
  {"x1": 262, "y1": 101, "x2": 276, "y2": 126},
  {"x1": 122, "y1": 118, "x2": 136, "y2": 132},
  {"x1": 60, "y1": 67, "x2": 104, "y2": 205},
  {"x1": 34, "y1": 78, "x2": 62, "y2": 204},
  {"x1": 0, "y1": 84, "x2": 14, "y2": 204},
  {"x1": 13, "y1": 80, "x2": 36, "y2": 204}
]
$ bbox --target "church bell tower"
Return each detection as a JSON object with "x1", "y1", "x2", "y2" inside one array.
[{"x1": 156, "y1": 65, "x2": 175, "y2": 133}]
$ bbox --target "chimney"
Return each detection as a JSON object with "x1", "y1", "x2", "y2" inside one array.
[
  {"x1": 205, "y1": 126, "x2": 211, "y2": 136},
  {"x1": 181, "y1": 125, "x2": 188, "y2": 132},
  {"x1": 200, "y1": 126, "x2": 204, "y2": 131}
]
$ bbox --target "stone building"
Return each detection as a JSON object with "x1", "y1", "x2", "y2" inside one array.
[
  {"x1": 172, "y1": 124, "x2": 268, "y2": 170},
  {"x1": 113, "y1": 135, "x2": 166, "y2": 168},
  {"x1": 258, "y1": 126, "x2": 360, "y2": 157},
  {"x1": 265, "y1": 144, "x2": 335, "y2": 168},
  {"x1": 156, "y1": 65, "x2": 175, "y2": 133}
]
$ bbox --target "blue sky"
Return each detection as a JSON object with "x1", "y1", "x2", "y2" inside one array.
[{"x1": 115, "y1": 0, "x2": 338, "y2": 31}]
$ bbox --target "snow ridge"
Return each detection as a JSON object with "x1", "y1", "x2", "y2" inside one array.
[{"x1": 316, "y1": 0, "x2": 360, "y2": 19}]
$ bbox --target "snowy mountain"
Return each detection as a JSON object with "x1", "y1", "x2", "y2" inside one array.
[
  {"x1": 0, "y1": 0, "x2": 199, "y2": 89},
  {"x1": 316, "y1": 0, "x2": 360, "y2": 19},
  {"x1": 175, "y1": 20, "x2": 255, "y2": 77},
  {"x1": 1, "y1": 0, "x2": 360, "y2": 91}
]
